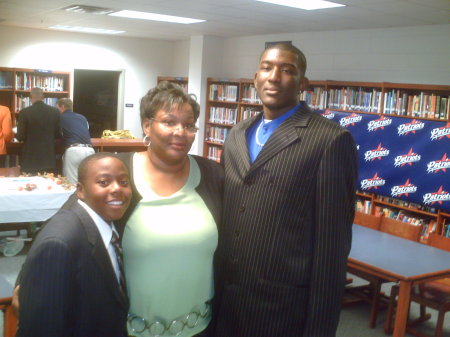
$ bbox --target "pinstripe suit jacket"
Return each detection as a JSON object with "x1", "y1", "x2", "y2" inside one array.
[
  {"x1": 17, "y1": 203, "x2": 129, "y2": 337},
  {"x1": 214, "y1": 104, "x2": 358, "y2": 337}
]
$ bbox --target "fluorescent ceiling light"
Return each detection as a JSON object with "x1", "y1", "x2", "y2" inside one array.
[
  {"x1": 256, "y1": 0, "x2": 345, "y2": 10},
  {"x1": 109, "y1": 10, "x2": 205, "y2": 24},
  {"x1": 49, "y1": 25, "x2": 125, "y2": 35}
]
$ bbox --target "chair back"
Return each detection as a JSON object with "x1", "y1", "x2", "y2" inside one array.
[
  {"x1": 427, "y1": 233, "x2": 450, "y2": 252},
  {"x1": 354, "y1": 211, "x2": 382, "y2": 230},
  {"x1": 0, "y1": 166, "x2": 20, "y2": 177},
  {"x1": 380, "y1": 217, "x2": 422, "y2": 242}
]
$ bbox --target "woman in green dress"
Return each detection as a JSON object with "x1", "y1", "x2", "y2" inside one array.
[{"x1": 118, "y1": 81, "x2": 223, "y2": 337}]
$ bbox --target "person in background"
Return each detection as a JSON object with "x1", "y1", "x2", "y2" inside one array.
[
  {"x1": 57, "y1": 98, "x2": 94, "y2": 184},
  {"x1": 16, "y1": 152, "x2": 131, "y2": 337},
  {"x1": 0, "y1": 104, "x2": 13, "y2": 167},
  {"x1": 15, "y1": 87, "x2": 61, "y2": 174},
  {"x1": 214, "y1": 43, "x2": 358, "y2": 337},
  {"x1": 117, "y1": 81, "x2": 223, "y2": 337}
]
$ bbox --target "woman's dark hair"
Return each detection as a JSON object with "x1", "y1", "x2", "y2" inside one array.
[{"x1": 140, "y1": 81, "x2": 200, "y2": 125}]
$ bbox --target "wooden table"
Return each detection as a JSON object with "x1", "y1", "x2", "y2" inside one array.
[
  {"x1": 90, "y1": 138, "x2": 146, "y2": 152},
  {"x1": 348, "y1": 225, "x2": 450, "y2": 337}
]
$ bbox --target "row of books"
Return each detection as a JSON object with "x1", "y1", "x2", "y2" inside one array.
[
  {"x1": 300, "y1": 87, "x2": 329, "y2": 110},
  {"x1": 327, "y1": 88, "x2": 382, "y2": 113},
  {"x1": 15, "y1": 73, "x2": 66, "y2": 92},
  {"x1": 241, "y1": 107, "x2": 262, "y2": 121},
  {"x1": 209, "y1": 84, "x2": 239, "y2": 102},
  {"x1": 241, "y1": 85, "x2": 262, "y2": 104},
  {"x1": 377, "y1": 196, "x2": 437, "y2": 214},
  {"x1": 0, "y1": 71, "x2": 13, "y2": 89},
  {"x1": 207, "y1": 145, "x2": 222, "y2": 163},
  {"x1": 355, "y1": 199, "x2": 372, "y2": 214},
  {"x1": 16, "y1": 96, "x2": 58, "y2": 111},
  {"x1": 205, "y1": 126, "x2": 230, "y2": 144},
  {"x1": 383, "y1": 90, "x2": 449, "y2": 120},
  {"x1": 209, "y1": 107, "x2": 237, "y2": 125}
]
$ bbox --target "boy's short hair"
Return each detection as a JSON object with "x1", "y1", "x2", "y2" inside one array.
[
  {"x1": 261, "y1": 43, "x2": 307, "y2": 76},
  {"x1": 77, "y1": 153, "x2": 127, "y2": 184}
]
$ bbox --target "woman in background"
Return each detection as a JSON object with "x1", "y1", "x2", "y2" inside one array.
[{"x1": 117, "y1": 81, "x2": 223, "y2": 337}]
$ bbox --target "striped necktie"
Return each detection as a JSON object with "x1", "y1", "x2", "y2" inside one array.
[{"x1": 111, "y1": 230, "x2": 127, "y2": 294}]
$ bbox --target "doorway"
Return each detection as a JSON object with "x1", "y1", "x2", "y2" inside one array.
[{"x1": 73, "y1": 69, "x2": 121, "y2": 138}]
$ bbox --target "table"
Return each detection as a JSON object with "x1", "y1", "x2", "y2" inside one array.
[
  {"x1": 0, "y1": 176, "x2": 75, "y2": 224},
  {"x1": 348, "y1": 225, "x2": 450, "y2": 337}
]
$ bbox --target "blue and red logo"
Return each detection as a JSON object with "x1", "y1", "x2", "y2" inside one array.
[
  {"x1": 423, "y1": 186, "x2": 450, "y2": 205},
  {"x1": 391, "y1": 179, "x2": 417, "y2": 197},
  {"x1": 321, "y1": 109, "x2": 335, "y2": 120},
  {"x1": 427, "y1": 153, "x2": 450, "y2": 173},
  {"x1": 339, "y1": 113, "x2": 362, "y2": 127},
  {"x1": 397, "y1": 119, "x2": 425, "y2": 136},
  {"x1": 364, "y1": 143, "x2": 390, "y2": 162},
  {"x1": 360, "y1": 172, "x2": 386, "y2": 190},
  {"x1": 430, "y1": 123, "x2": 450, "y2": 141},
  {"x1": 394, "y1": 148, "x2": 421, "y2": 167},
  {"x1": 367, "y1": 116, "x2": 392, "y2": 132}
]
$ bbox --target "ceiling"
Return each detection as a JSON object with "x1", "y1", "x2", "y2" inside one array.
[{"x1": 0, "y1": 0, "x2": 449, "y2": 41}]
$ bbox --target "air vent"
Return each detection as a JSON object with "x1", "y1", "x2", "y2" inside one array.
[{"x1": 61, "y1": 5, "x2": 115, "y2": 15}]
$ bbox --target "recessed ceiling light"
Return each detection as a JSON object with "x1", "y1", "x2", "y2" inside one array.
[
  {"x1": 49, "y1": 25, "x2": 125, "y2": 35},
  {"x1": 256, "y1": 0, "x2": 345, "y2": 10},
  {"x1": 109, "y1": 10, "x2": 205, "y2": 24},
  {"x1": 61, "y1": 5, "x2": 115, "y2": 15}
]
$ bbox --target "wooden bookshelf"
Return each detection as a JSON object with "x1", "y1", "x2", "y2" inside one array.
[
  {"x1": 203, "y1": 78, "x2": 263, "y2": 161},
  {"x1": 205, "y1": 77, "x2": 450, "y2": 238},
  {"x1": 157, "y1": 76, "x2": 188, "y2": 93},
  {"x1": 301, "y1": 80, "x2": 450, "y2": 121},
  {"x1": 0, "y1": 67, "x2": 70, "y2": 126}
]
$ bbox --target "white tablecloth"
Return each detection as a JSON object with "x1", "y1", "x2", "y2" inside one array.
[{"x1": 0, "y1": 177, "x2": 75, "y2": 223}]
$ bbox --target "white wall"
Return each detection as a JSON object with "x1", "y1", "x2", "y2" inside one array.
[
  {"x1": 221, "y1": 24, "x2": 450, "y2": 85},
  {"x1": 0, "y1": 26, "x2": 185, "y2": 137}
]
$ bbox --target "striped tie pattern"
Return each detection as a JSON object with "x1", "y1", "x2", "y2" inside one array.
[{"x1": 111, "y1": 231, "x2": 127, "y2": 293}]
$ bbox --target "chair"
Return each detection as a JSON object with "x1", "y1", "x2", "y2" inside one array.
[
  {"x1": 354, "y1": 211, "x2": 382, "y2": 230},
  {"x1": 345, "y1": 216, "x2": 422, "y2": 328},
  {"x1": 380, "y1": 217, "x2": 423, "y2": 242},
  {"x1": 385, "y1": 233, "x2": 450, "y2": 337}
]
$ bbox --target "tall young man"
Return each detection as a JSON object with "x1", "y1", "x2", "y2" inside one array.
[{"x1": 215, "y1": 43, "x2": 358, "y2": 337}]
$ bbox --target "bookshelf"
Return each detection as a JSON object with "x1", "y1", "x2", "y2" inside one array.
[
  {"x1": 0, "y1": 67, "x2": 70, "y2": 126},
  {"x1": 301, "y1": 80, "x2": 450, "y2": 121},
  {"x1": 205, "y1": 77, "x2": 450, "y2": 238},
  {"x1": 355, "y1": 191, "x2": 449, "y2": 242},
  {"x1": 157, "y1": 76, "x2": 188, "y2": 93},
  {"x1": 204, "y1": 78, "x2": 263, "y2": 161}
]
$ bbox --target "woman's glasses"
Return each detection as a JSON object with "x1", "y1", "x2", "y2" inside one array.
[{"x1": 151, "y1": 118, "x2": 198, "y2": 134}]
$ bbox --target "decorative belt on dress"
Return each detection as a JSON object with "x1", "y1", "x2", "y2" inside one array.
[
  {"x1": 128, "y1": 301, "x2": 211, "y2": 336},
  {"x1": 68, "y1": 143, "x2": 92, "y2": 148}
]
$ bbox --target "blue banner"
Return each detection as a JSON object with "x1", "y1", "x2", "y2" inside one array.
[{"x1": 320, "y1": 110, "x2": 450, "y2": 212}]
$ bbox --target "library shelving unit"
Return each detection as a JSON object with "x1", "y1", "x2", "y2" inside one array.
[
  {"x1": 203, "y1": 78, "x2": 263, "y2": 162},
  {"x1": 0, "y1": 67, "x2": 70, "y2": 125},
  {"x1": 157, "y1": 76, "x2": 188, "y2": 93},
  {"x1": 301, "y1": 80, "x2": 450, "y2": 121},
  {"x1": 205, "y1": 77, "x2": 450, "y2": 238},
  {"x1": 355, "y1": 191, "x2": 450, "y2": 242}
]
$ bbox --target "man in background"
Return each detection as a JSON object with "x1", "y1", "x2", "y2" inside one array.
[
  {"x1": 16, "y1": 87, "x2": 61, "y2": 174},
  {"x1": 57, "y1": 98, "x2": 94, "y2": 184},
  {"x1": 0, "y1": 104, "x2": 13, "y2": 167},
  {"x1": 215, "y1": 43, "x2": 358, "y2": 337}
]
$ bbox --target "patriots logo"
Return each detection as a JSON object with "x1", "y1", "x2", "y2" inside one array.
[
  {"x1": 364, "y1": 143, "x2": 390, "y2": 162},
  {"x1": 423, "y1": 186, "x2": 450, "y2": 205},
  {"x1": 427, "y1": 154, "x2": 450, "y2": 173},
  {"x1": 394, "y1": 148, "x2": 421, "y2": 167},
  {"x1": 360, "y1": 172, "x2": 386, "y2": 190},
  {"x1": 391, "y1": 179, "x2": 417, "y2": 197},
  {"x1": 430, "y1": 123, "x2": 450, "y2": 141},
  {"x1": 397, "y1": 119, "x2": 425, "y2": 136},
  {"x1": 367, "y1": 116, "x2": 392, "y2": 132}
]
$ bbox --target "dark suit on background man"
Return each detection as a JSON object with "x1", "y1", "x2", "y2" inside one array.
[
  {"x1": 16, "y1": 88, "x2": 61, "y2": 173},
  {"x1": 17, "y1": 202, "x2": 129, "y2": 337},
  {"x1": 214, "y1": 44, "x2": 358, "y2": 337}
]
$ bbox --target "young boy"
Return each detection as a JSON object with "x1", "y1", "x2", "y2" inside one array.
[{"x1": 17, "y1": 153, "x2": 132, "y2": 337}]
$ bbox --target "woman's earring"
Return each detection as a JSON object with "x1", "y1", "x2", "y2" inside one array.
[{"x1": 143, "y1": 135, "x2": 151, "y2": 147}]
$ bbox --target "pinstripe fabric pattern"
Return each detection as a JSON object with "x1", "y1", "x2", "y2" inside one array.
[{"x1": 214, "y1": 104, "x2": 358, "y2": 337}]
